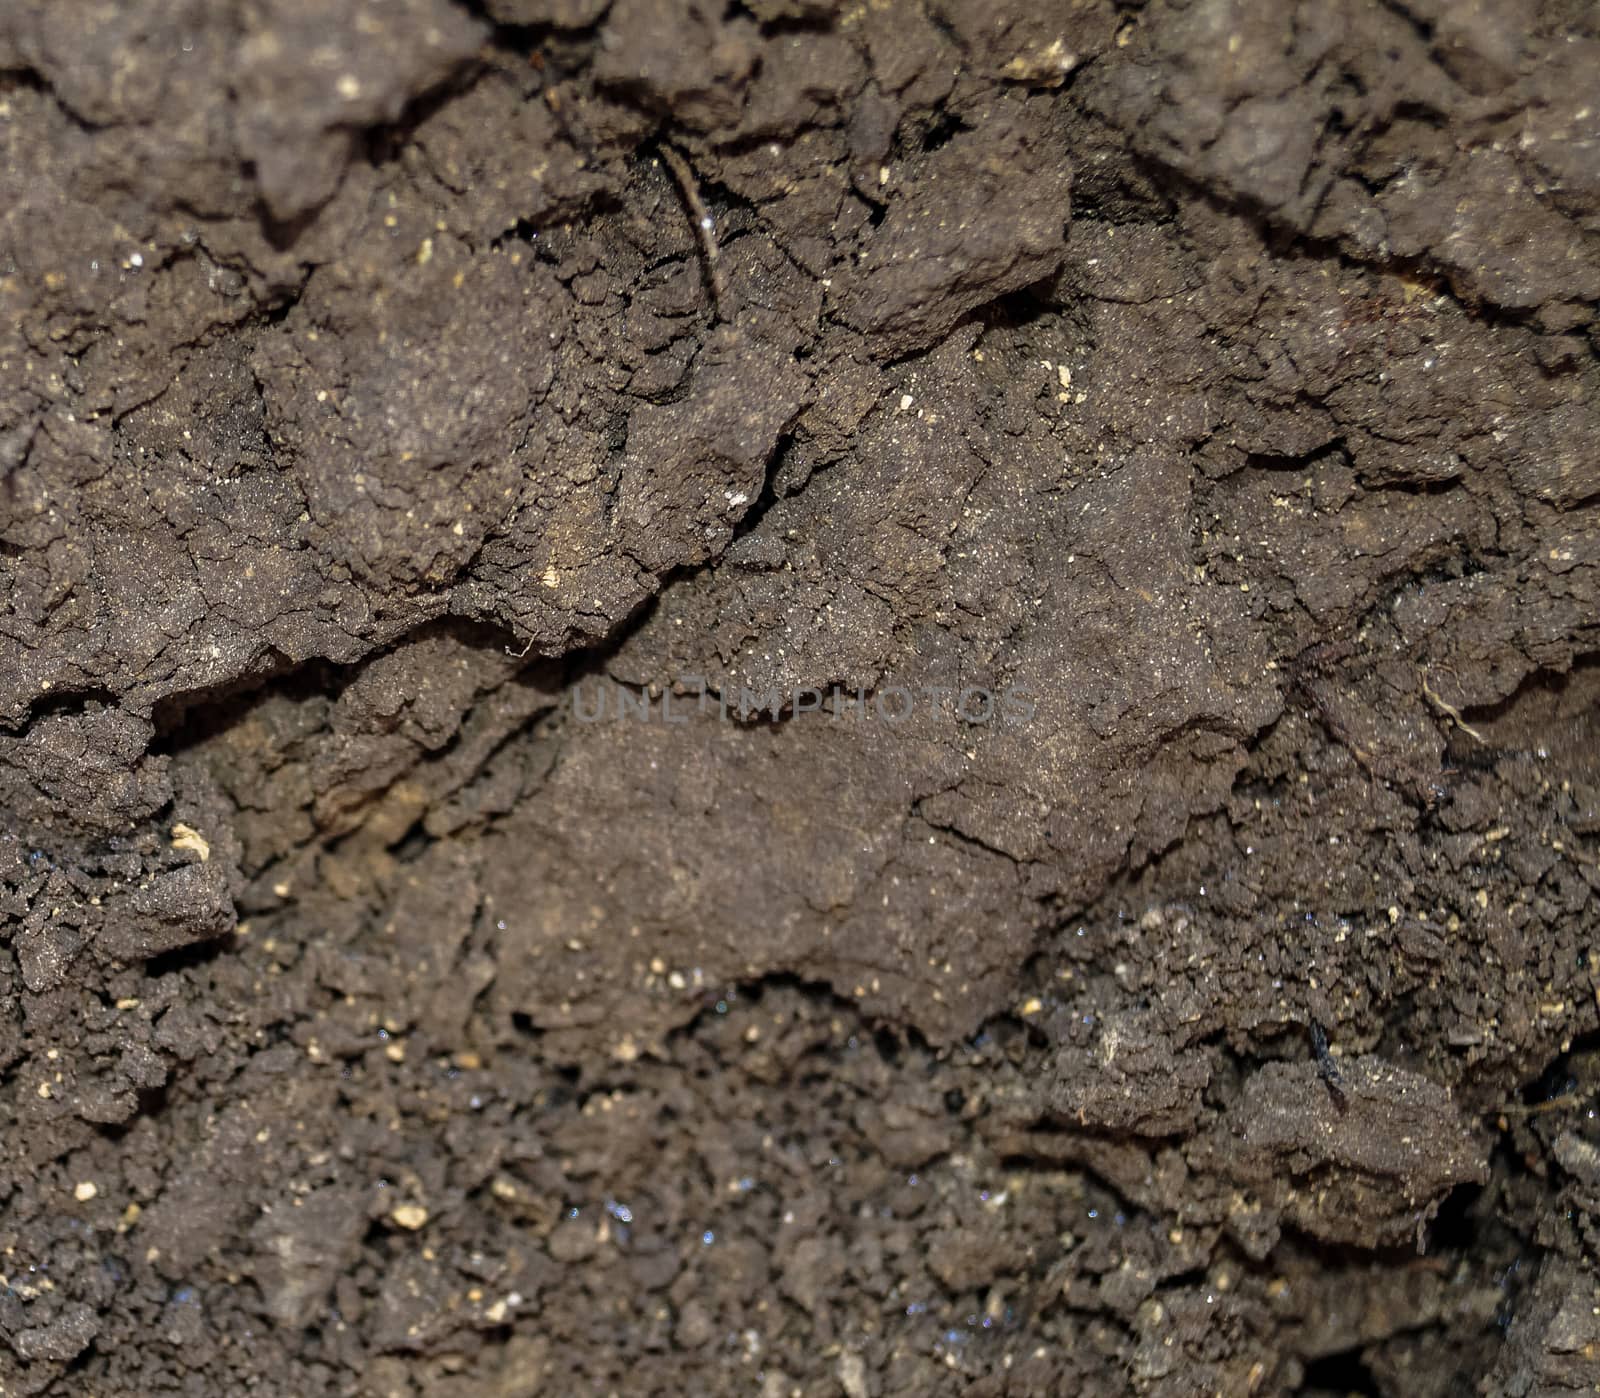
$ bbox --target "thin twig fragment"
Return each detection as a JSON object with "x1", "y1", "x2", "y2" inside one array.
[{"x1": 659, "y1": 142, "x2": 726, "y2": 323}]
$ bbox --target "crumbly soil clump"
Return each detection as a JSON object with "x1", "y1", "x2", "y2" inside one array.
[{"x1": 3, "y1": 2, "x2": 1599, "y2": 1394}]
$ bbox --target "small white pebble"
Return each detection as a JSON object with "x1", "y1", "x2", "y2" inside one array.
[{"x1": 391, "y1": 1204, "x2": 429, "y2": 1230}]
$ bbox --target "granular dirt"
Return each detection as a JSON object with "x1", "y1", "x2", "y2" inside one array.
[{"x1": 2, "y1": 1, "x2": 1599, "y2": 1394}]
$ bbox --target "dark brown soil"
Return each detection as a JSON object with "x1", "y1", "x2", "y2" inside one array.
[{"x1": 3, "y1": 2, "x2": 1600, "y2": 1394}]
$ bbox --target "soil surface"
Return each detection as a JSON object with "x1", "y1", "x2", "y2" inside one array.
[{"x1": 3, "y1": 2, "x2": 1600, "y2": 1394}]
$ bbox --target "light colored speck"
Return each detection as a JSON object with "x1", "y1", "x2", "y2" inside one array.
[
  {"x1": 74, "y1": 1181, "x2": 98, "y2": 1202},
  {"x1": 170, "y1": 823, "x2": 211, "y2": 862},
  {"x1": 391, "y1": 1204, "x2": 429, "y2": 1230},
  {"x1": 838, "y1": 1352, "x2": 869, "y2": 1398}
]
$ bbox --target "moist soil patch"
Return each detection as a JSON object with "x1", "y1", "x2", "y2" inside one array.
[{"x1": 3, "y1": 2, "x2": 1600, "y2": 1394}]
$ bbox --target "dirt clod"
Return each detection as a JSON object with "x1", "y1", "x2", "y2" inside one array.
[{"x1": 3, "y1": 1, "x2": 1600, "y2": 1395}]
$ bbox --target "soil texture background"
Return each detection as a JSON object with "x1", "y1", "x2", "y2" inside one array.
[{"x1": 3, "y1": 1, "x2": 1600, "y2": 1394}]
